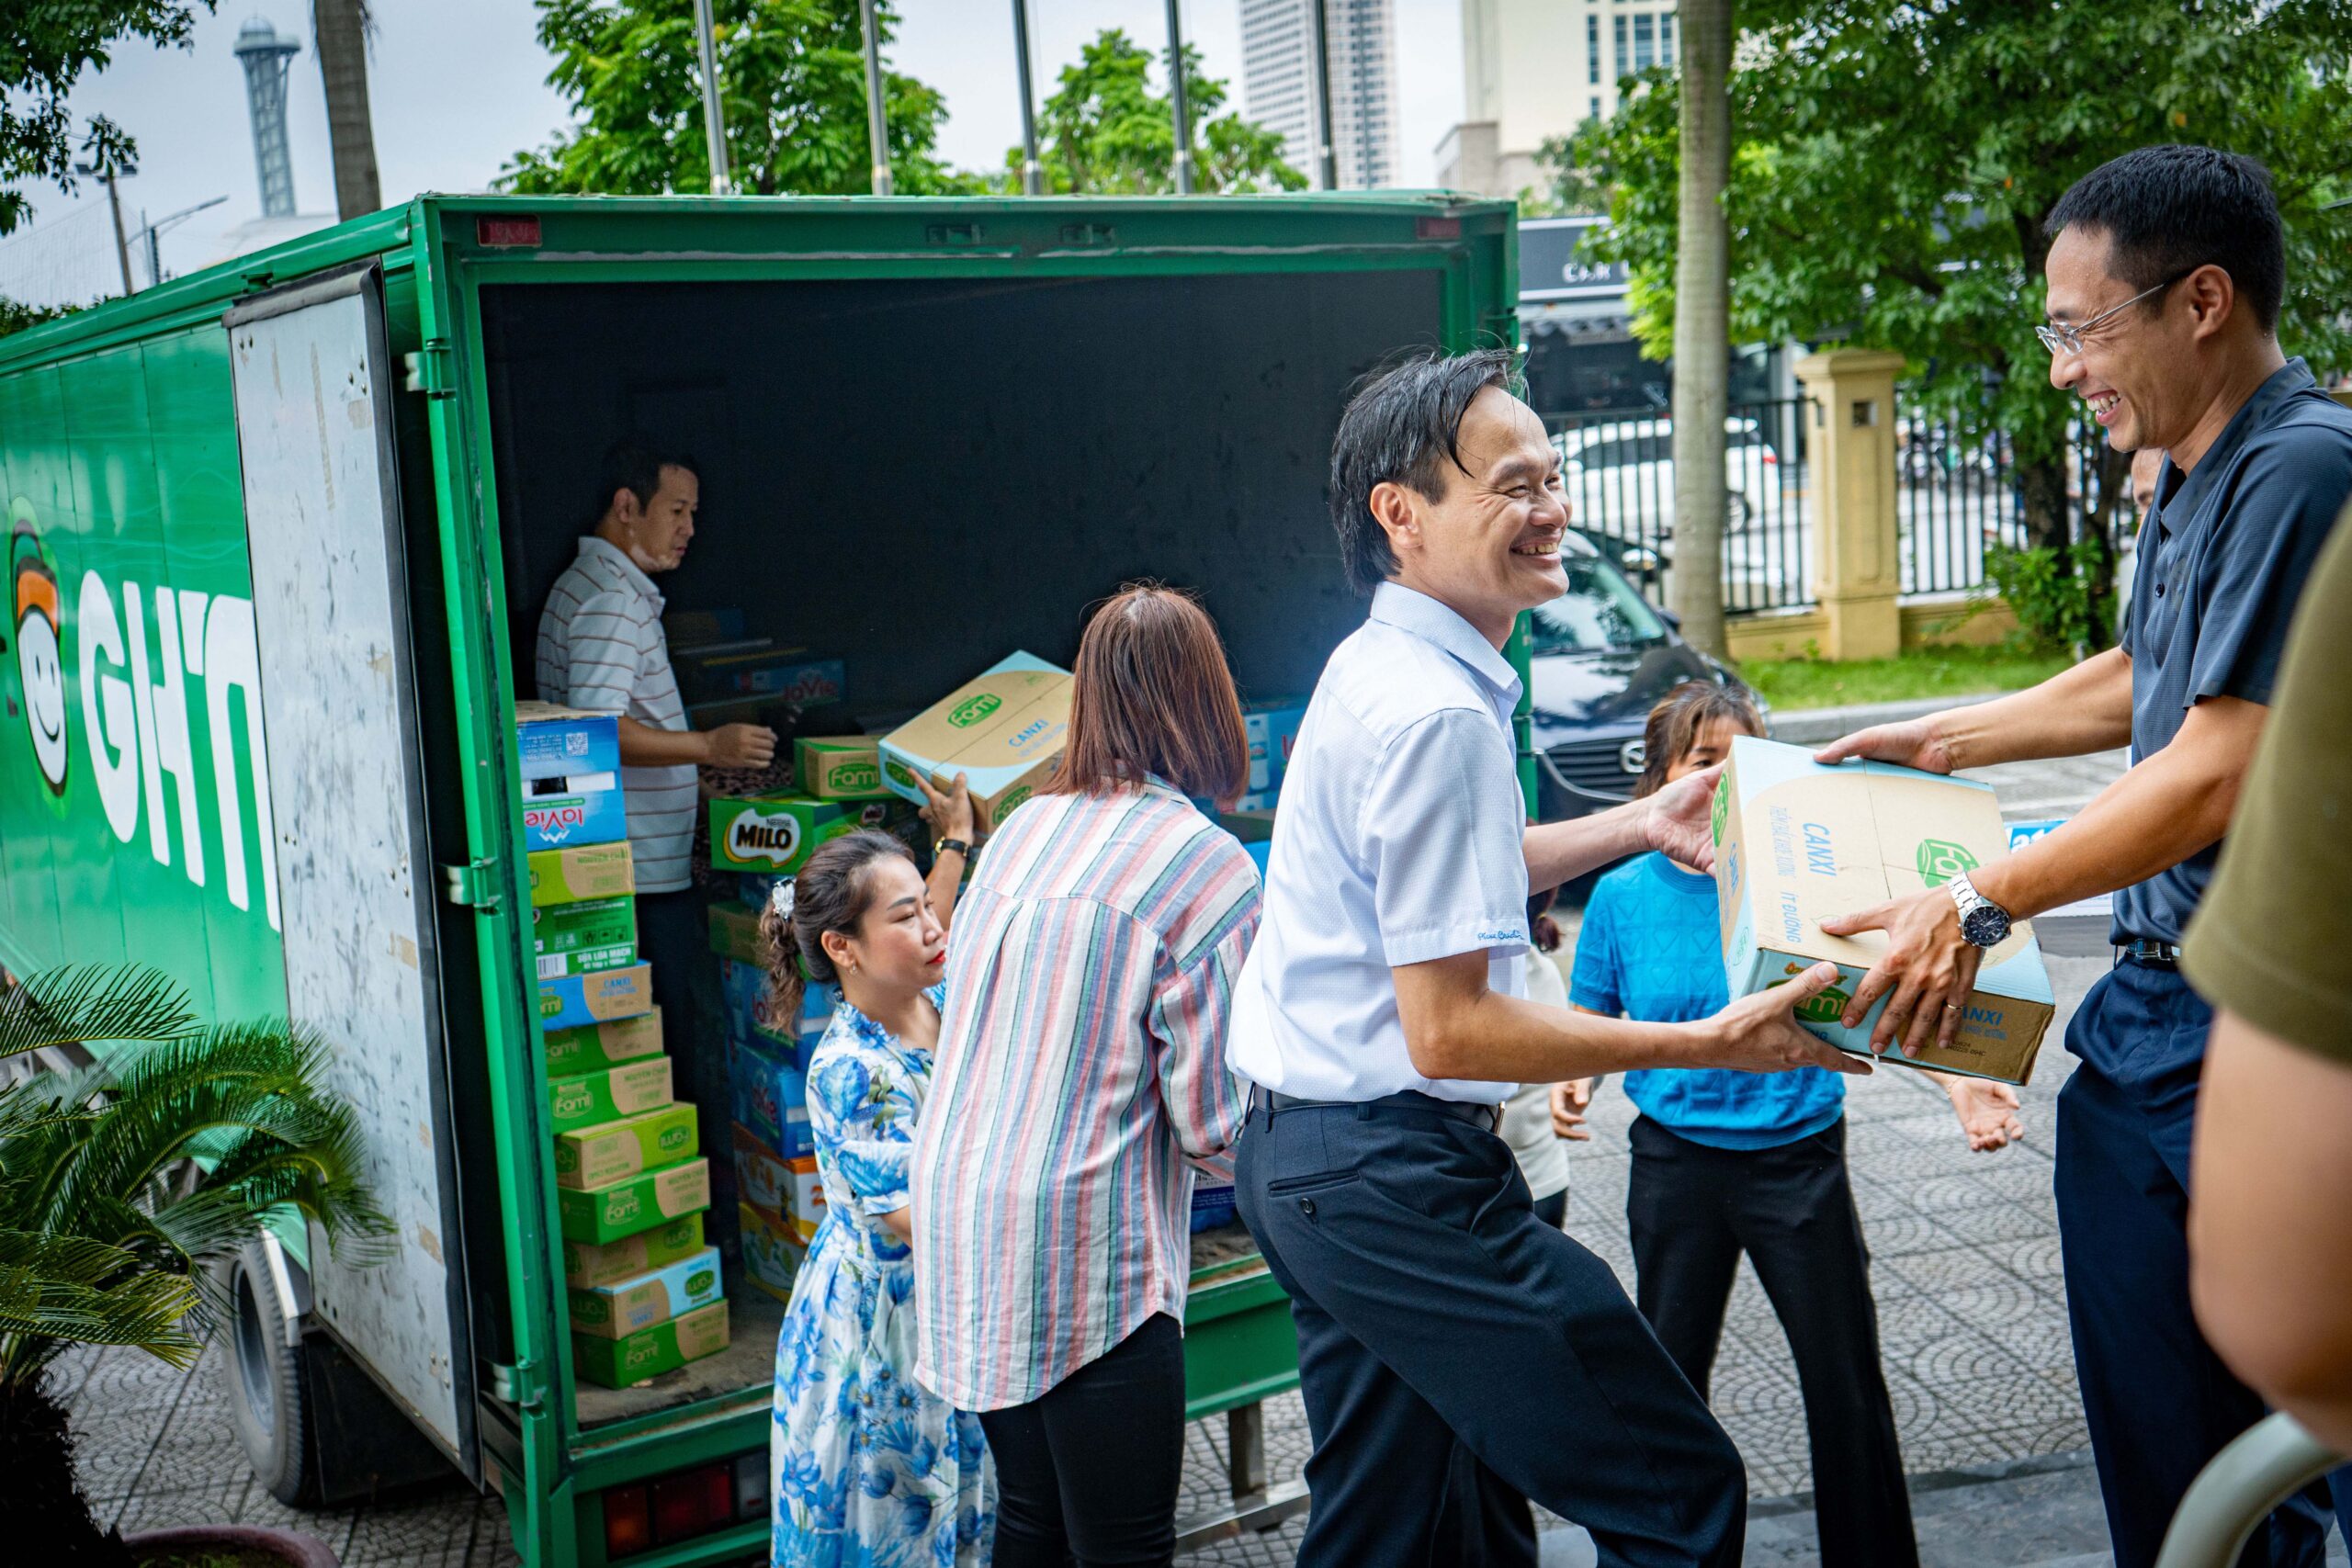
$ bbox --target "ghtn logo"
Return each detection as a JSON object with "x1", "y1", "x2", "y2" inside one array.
[
  {"x1": 1915, "y1": 838, "x2": 1980, "y2": 888},
  {"x1": 12, "y1": 513, "x2": 66, "y2": 797}
]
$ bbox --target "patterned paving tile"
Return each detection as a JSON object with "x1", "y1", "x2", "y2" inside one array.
[{"x1": 111, "y1": 1475, "x2": 256, "y2": 1540}]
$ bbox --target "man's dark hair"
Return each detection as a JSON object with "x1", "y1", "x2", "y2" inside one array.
[
  {"x1": 1329, "y1": 347, "x2": 1521, "y2": 594},
  {"x1": 2045, "y1": 145, "x2": 2285, "y2": 333},
  {"x1": 595, "y1": 437, "x2": 698, "y2": 520}
]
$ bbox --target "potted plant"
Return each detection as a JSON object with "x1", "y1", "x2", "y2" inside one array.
[{"x1": 0, "y1": 966, "x2": 387, "y2": 1566}]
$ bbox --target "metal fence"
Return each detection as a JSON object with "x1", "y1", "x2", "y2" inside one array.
[
  {"x1": 1896, "y1": 400, "x2": 2136, "y2": 596},
  {"x1": 1540, "y1": 396, "x2": 1814, "y2": 614}
]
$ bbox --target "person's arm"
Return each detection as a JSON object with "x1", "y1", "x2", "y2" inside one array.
[
  {"x1": 617, "y1": 715, "x2": 775, "y2": 770},
  {"x1": 807, "y1": 1047, "x2": 918, "y2": 1236},
  {"x1": 1148, "y1": 881, "x2": 1261, "y2": 1179},
  {"x1": 1924, "y1": 1070, "x2": 2025, "y2": 1153},
  {"x1": 2190, "y1": 1010, "x2": 2352, "y2": 1453},
  {"x1": 1394, "y1": 950, "x2": 1863, "y2": 1084},
  {"x1": 1522, "y1": 763, "x2": 1723, "y2": 888},
  {"x1": 560, "y1": 596, "x2": 775, "y2": 771},
  {"x1": 1814, "y1": 649, "x2": 2134, "y2": 775},
  {"x1": 910, "y1": 772, "x2": 976, "y2": 931},
  {"x1": 1820, "y1": 691, "x2": 2266, "y2": 1059}
]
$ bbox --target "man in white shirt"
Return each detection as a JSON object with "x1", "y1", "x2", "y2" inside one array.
[{"x1": 1229, "y1": 351, "x2": 1862, "y2": 1568}]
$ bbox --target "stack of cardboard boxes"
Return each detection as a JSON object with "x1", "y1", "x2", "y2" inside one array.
[
  {"x1": 1238, "y1": 699, "x2": 1307, "y2": 815},
  {"x1": 519, "y1": 703, "x2": 726, "y2": 1389}
]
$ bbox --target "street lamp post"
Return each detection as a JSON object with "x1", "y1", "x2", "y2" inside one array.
[
  {"x1": 1165, "y1": 0, "x2": 1195, "y2": 195},
  {"x1": 1012, "y1": 0, "x2": 1044, "y2": 196},
  {"x1": 693, "y1": 0, "x2": 731, "y2": 194},
  {"x1": 859, "y1": 0, "x2": 894, "y2": 197},
  {"x1": 1309, "y1": 0, "x2": 1339, "y2": 190},
  {"x1": 74, "y1": 160, "x2": 135, "y2": 296}
]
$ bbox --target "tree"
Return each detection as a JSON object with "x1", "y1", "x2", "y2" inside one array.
[
  {"x1": 503, "y1": 0, "x2": 977, "y2": 197},
  {"x1": 0, "y1": 967, "x2": 386, "y2": 1560},
  {"x1": 0, "y1": 3, "x2": 213, "y2": 235},
  {"x1": 1555, "y1": 0, "x2": 2352, "y2": 649},
  {"x1": 1671, "y1": 0, "x2": 1735, "y2": 658},
  {"x1": 314, "y1": 0, "x2": 381, "y2": 220},
  {"x1": 1016, "y1": 28, "x2": 1306, "y2": 196}
]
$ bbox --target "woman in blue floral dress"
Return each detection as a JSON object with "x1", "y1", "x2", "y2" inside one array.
[{"x1": 760, "y1": 812, "x2": 993, "y2": 1568}]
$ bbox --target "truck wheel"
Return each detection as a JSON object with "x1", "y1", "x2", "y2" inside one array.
[{"x1": 225, "y1": 1240, "x2": 315, "y2": 1506}]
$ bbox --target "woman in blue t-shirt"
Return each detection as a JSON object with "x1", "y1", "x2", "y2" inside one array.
[{"x1": 1562, "y1": 682, "x2": 2023, "y2": 1568}]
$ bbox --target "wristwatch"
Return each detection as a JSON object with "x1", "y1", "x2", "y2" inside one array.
[
  {"x1": 934, "y1": 838, "x2": 971, "y2": 861},
  {"x1": 1948, "y1": 870, "x2": 2012, "y2": 948}
]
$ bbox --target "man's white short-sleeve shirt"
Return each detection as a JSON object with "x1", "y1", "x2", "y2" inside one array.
[{"x1": 1228, "y1": 583, "x2": 1532, "y2": 1104}]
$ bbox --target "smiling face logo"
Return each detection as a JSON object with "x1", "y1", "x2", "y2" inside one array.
[{"x1": 12, "y1": 517, "x2": 66, "y2": 796}]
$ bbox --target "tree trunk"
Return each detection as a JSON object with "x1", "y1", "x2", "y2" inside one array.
[
  {"x1": 0, "y1": 1372, "x2": 130, "y2": 1566},
  {"x1": 1670, "y1": 0, "x2": 1734, "y2": 658},
  {"x1": 313, "y1": 0, "x2": 381, "y2": 220}
]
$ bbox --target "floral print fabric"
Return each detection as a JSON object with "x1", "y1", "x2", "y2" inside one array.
[{"x1": 772, "y1": 987, "x2": 992, "y2": 1567}]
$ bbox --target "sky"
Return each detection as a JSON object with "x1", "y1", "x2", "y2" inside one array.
[{"x1": 1, "y1": 1, "x2": 1464, "y2": 308}]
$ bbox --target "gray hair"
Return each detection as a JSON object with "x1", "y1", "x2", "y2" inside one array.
[{"x1": 1328, "y1": 347, "x2": 1521, "y2": 595}]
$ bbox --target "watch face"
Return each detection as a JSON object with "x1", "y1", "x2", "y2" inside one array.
[{"x1": 1961, "y1": 903, "x2": 2011, "y2": 947}]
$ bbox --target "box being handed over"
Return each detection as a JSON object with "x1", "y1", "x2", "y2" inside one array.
[
  {"x1": 879, "y1": 652, "x2": 1072, "y2": 833},
  {"x1": 1713, "y1": 736, "x2": 2054, "y2": 1084}
]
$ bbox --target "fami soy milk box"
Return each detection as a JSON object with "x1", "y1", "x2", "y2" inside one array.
[{"x1": 1712, "y1": 736, "x2": 2054, "y2": 1084}]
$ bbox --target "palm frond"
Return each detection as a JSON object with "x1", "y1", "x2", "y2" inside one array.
[
  {"x1": 0, "y1": 1232, "x2": 202, "y2": 1379},
  {"x1": 0, "y1": 966, "x2": 195, "y2": 1063}
]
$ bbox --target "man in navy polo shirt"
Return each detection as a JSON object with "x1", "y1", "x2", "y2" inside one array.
[{"x1": 1820, "y1": 146, "x2": 2352, "y2": 1565}]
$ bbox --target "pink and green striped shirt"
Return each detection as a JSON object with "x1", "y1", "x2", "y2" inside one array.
[{"x1": 910, "y1": 778, "x2": 1261, "y2": 1411}]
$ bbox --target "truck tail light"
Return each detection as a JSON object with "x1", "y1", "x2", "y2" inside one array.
[
  {"x1": 651, "y1": 1463, "x2": 735, "y2": 1545},
  {"x1": 602, "y1": 1485, "x2": 650, "y2": 1559}
]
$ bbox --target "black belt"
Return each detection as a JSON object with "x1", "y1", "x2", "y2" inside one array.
[
  {"x1": 2118, "y1": 938, "x2": 2182, "y2": 967},
  {"x1": 1252, "y1": 1086, "x2": 1503, "y2": 1132}
]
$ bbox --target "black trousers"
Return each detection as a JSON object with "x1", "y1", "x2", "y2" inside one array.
[
  {"x1": 2056, "y1": 961, "x2": 2352, "y2": 1568},
  {"x1": 1238, "y1": 1091, "x2": 1746, "y2": 1568},
  {"x1": 1625, "y1": 1115, "x2": 1917, "y2": 1568},
  {"x1": 977, "y1": 1313, "x2": 1188, "y2": 1568}
]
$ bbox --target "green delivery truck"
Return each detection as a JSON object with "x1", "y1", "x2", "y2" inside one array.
[{"x1": 0, "y1": 193, "x2": 1521, "y2": 1565}]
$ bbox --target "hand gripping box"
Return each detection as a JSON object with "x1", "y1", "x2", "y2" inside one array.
[
  {"x1": 568, "y1": 1245, "x2": 723, "y2": 1340},
  {"x1": 1713, "y1": 736, "x2": 2054, "y2": 1084},
  {"x1": 571, "y1": 1299, "x2": 730, "y2": 1389},
  {"x1": 879, "y1": 652, "x2": 1073, "y2": 834},
  {"x1": 557, "y1": 1156, "x2": 711, "y2": 1244}
]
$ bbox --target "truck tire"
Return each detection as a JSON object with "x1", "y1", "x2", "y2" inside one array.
[{"x1": 225, "y1": 1239, "x2": 315, "y2": 1506}]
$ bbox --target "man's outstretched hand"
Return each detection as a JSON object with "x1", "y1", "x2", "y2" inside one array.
[
  {"x1": 1642, "y1": 763, "x2": 1724, "y2": 873},
  {"x1": 1814, "y1": 716, "x2": 1956, "y2": 774},
  {"x1": 1818, "y1": 886, "x2": 1980, "y2": 1058}
]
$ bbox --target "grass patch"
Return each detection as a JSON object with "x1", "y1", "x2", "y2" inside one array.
[{"x1": 1739, "y1": 644, "x2": 2072, "y2": 711}]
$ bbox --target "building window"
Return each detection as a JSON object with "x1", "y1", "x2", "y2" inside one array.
[
  {"x1": 1589, "y1": 95, "x2": 1602, "y2": 122},
  {"x1": 1661, "y1": 11, "x2": 1676, "y2": 60},
  {"x1": 1614, "y1": 14, "x2": 1628, "y2": 79},
  {"x1": 1588, "y1": 16, "x2": 1601, "y2": 83},
  {"x1": 1633, "y1": 13, "x2": 1655, "y2": 72}
]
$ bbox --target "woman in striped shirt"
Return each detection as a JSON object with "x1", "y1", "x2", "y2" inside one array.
[{"x1": 911, "y1": 585, "x2": 1262, "y2": 1568}]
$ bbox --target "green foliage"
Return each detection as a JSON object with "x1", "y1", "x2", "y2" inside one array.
[
  {"x1": 0, "y1": 967, "x2": 389, "y2": 1387},
  {"x1": 0, "y1": 296, "x2": 75, "y2": 338},
  {"x1": 1740, "y1": 643, "x2": 2073, "y2": 711},
  {"x1": 1556, "y1": 1, "x2": 2352, "y2": 484},
  {"x1": 0, "y1": 2, "x2": 211, "y2": 234},
  {"x1": 503, "y1": 0, "x2": 978, "y2": 197},
  {"x1": 1978, "y1": 541, "x2": 2115, "y2": 655},
  {"x1": 1014, "y1": 28, "x2": 1306, "y2": 196}
]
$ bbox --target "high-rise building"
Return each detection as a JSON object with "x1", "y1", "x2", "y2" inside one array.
[
  {"x1": 1439, "y1": 0, "x2": 1679, "y2": 200},
  {"x1": 1238, "y1": 0, "x2": 1401, "y2": 189},
  {"x1": 232, "y1": 18, "x2": 302, "y2": 219}
]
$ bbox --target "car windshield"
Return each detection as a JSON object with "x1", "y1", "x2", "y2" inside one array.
[{"x1": 1530, "y1": 553, "x2": 1668, "y2": 653}]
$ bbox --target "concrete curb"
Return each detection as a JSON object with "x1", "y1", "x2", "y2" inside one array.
[{"x1": 1765, "y1": 693, "x2": 2007, "y2": 746}]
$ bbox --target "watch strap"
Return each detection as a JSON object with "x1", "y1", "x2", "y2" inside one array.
[{"x1": 934, "y1": 838, "x2": 971, "y2": 859}]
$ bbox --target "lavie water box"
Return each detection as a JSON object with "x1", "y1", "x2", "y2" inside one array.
[{"x1": 1713, "y1": 736, "x2": 2054, "y2": 1083}]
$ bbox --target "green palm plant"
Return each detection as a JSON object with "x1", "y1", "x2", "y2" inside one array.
[{"x1": 0, "y1": 965, "x2": 389, "y2": 1560}]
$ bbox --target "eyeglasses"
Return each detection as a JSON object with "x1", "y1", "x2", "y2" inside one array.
[{"x1": 2036, "y1": 268, "x2": 2196, "y2": 358}]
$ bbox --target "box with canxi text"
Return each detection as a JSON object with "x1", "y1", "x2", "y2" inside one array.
[{"x1": 1712, "y1": 737, "x2": 2053, "y2": 1084}]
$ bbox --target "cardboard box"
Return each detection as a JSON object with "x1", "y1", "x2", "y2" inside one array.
[
  {"x1": 538, "y1": 963, "x2": 653, "y2": 1032},
  {"x1": 560, "y1": 1212, "x2": 705, "y2": 1288},
  {"x1": 568, "y1": 1246, "x2": 724, "y2": 1339},
  {"x1": 548, "y1": 1058, "x2": 676, "y2": 1139},
  {"x1": 514, "y1": 702, "x2": 621, "y2": 781},
  {"x1": 707, "y1": 793, "x2": 915, "y2": 874},
  {"x1": 522, "y1": 771, "x2": 628, "y2": 851},
  {"x1": 729, "y1": 1041, "x2": 812, "y2": 1157},
  {"x1": 571, "y1": 1299, "x2": 730, "y2": 1389},
  {"x1": 557, "y1": 1156, "x2": 711, "y2": 1244},
  {"x1": 707, "y1": 899, "x2": 765, "y2": 966},
  {"x1": 533, "y1": 896, "x2": 639, "y2": 980},
  {"x1": 785, "y1": 1155, "x2": 825, "y2": 1242},
  {"x1": 664, "y1": 608, "x2": 745, "y2": 649},
  {"x1": 544, "y1": 1009, "x2": 665, "y2": 1077},
  {"x1": 1713, "y1": 737, "x2": 2055, "y2": 1084},
  {"x1": 879, "y1": 652, "x2": 1073, "y2": 833},
  {"x1": 554, "y1": 1100, "x2": 698, "y2": 1189},
  {"x1": 1243, "y1": 703, "x2": 1308, "y2": 793},
  {"x1": 528, "y1": 841, "x2": 635, "y2": 907},
  {"x1": 731, "y1": 1122, "x2": 794, "y2": 1217},
  {"x1": 739, "y1": 1201, "x2": 805, "y2": 1303},
  {"x1": 795, "y1": 734, "x2": 893, "y2": 800},
  {"x1": 675, "y1": 644, "x2": 846, "y2": 708}
]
